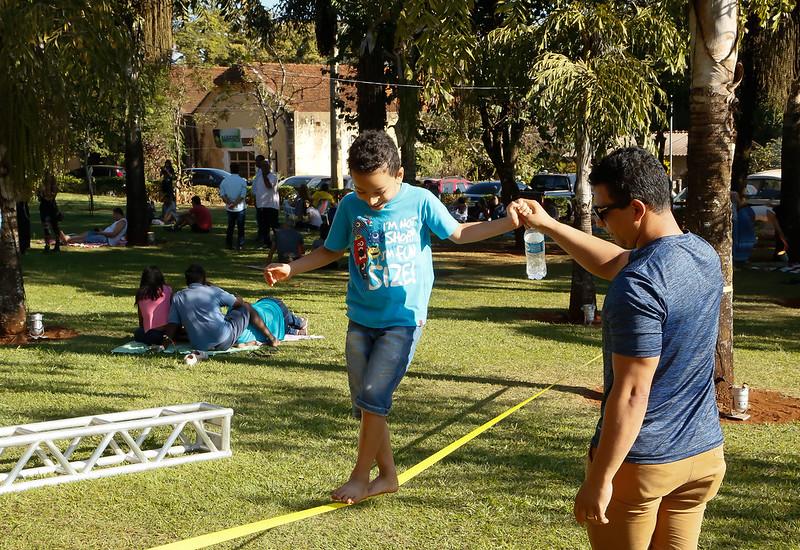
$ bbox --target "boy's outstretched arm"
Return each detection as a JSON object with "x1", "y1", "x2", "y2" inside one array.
[
  {"x1": 448, "y1": 203, "x2": 523, "y2": 244},
  {"x1": 264, "y1": 245, "x2": 345, "y2": 286}
]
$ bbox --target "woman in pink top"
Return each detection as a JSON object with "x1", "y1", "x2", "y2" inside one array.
[{"x1": 134, "y1": 266, "x2": 173, "y2": 345}]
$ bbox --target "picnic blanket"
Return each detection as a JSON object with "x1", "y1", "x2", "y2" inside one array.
[{"x1": 111, "y1": 334, "x2": 323, "y2": 355}]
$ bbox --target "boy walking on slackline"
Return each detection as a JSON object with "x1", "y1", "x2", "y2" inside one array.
[{"x1": 264, "y1": 130, "x2": 529, "y2": 504}]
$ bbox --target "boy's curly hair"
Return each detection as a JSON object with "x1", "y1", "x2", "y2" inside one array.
[{"x1": 347, "y1": 130, "x2": 401, "y2": 175}]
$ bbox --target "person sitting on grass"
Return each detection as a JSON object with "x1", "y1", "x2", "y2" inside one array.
[
  {"x1": 234, "y1": 296, "x2": 309, "y2": 347},
  {"x1": 264, "y1": 129, "x2": 526, "y2": 506},
  {"x1": 60, "y1": 207, "x2": 127, "y2": 245},
  {"x1": 449, "y1": 197, "x2": 468, "y2": 222},
  {"x1": 161, "y1": 191, "x2": 178, "y2": 225},
  {"x1": 134, "y1": 266, "x2": 173, "y2": 345},
  {"x1": 171, "y1": 195, "x2": 213, "y2": 233},
  {"x1": 162, "y1": 263, "x2": 279, "y2": 350},
  {"x1": 267, "y1": 219, "x2": 305, "y2": 264}
]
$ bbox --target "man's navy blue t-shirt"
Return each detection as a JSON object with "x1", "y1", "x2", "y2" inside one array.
[{"x1": 592, "y1": 233, "x2": 724, "y2": 464}]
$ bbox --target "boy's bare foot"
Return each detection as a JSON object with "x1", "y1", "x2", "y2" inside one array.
[
  {"x1": 365, "y1": 473, "x2": 398, "y2": 499},
  {"x1": 331, "y1": 478, "x2": 369, "y2": 504}
]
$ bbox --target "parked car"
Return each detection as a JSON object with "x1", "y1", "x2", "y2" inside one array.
[
  {"x1": 186, "y1": 167, "x2": 231, "y2": 188},
  {"x1": 462, "y1": 180, "x2": 529, "y2": 220},
  {"x1": 744, "y1": 169, "x2": 781, "y2": 206},
  {"x1": 673, "y1": 168, "x2": 781, "y2": 212},
  {"x1": 279, "y1": 175, "x2": 326, "y2": 190},
  {"x1": 69, "y1": 165, "x2": 125, "y2": 179},
  {"x1": 529, "y1": 172, "x2": 576, "y2": 199},
  {"x1": 463, "y1": 180, "x2": 528, "y2": 204}
]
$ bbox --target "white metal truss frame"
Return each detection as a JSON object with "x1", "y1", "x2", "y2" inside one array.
[{"x1": 0, "y1": 403, "x2": 232, "y2": 495}]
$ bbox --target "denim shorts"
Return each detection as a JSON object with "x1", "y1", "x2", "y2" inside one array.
[
  {"x1": 85, "y1": 230, "x2": 109, "y2": 244},
  {"x1": 345, "y1": 320, "x2": 423, "y2": 418}
]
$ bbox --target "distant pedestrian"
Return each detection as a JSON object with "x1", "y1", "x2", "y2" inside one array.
[
  {"x1": 160, "y1": 160, "x2": 176, "y2": 203},
  {"x1": 252, "y1": 155, "x2": 279, "y2": 248},
  {"x1": 38, "y1": 172, "x2": 61, "y2": 253},
  {"x1": 219, "y1": 163, "x2": 248, "y2": 250}
]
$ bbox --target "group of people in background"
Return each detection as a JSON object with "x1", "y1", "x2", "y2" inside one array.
[{"x1": 133, "y1": 264, "x2": 308, "y2": 353}]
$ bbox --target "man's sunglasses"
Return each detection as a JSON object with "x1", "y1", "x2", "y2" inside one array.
[{"x1": 592, "y1": 201, "x2": 629, "y2": 221}]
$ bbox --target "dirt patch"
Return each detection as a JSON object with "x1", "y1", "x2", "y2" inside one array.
[
  {"x1": 0, "y1": 326, "x2": 80, "y2": 346},
  {"x1": 581, "y1": 386, "x2": 800, "y2": 424},
  {"x1": 723, "y1": 388, "x2": 800, "y2": 424}
]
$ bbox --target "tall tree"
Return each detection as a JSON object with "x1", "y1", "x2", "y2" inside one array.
[
  {"x1": 523, "y1": 0, "x2": 685, "y2": 321},
  {"x1": 401, "y1": 0, "x2": 540, "y2": 208},
  {"x1": 124, "y1": 0, "x2": 173, "y2": 246},
  {"x1": 685, "y1": 0, "x2": 739, "y2": 413},
  {"x1": 0, "y1": 0, "x2": 131, "y2": 335}
]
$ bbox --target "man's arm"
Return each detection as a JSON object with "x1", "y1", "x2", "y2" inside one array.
[
  {"x1": 574, "y1": 353, "x2": 658, "y2": 524},
  {"x1": 448, "y1": 204, "x2": 521, "y2": 244},
  {"x1": 264, "y1": 246, "x2": 345, "y2": 286},
  {"x1": 519, "y1": 199, "x2": 629, "y2": 281}
]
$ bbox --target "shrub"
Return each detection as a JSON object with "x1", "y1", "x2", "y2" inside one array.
[{"x1": 57, "y1": 175, "x2": 85, "y2": 193}]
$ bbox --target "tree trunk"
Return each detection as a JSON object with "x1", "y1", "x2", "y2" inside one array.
[
  {"x1": 730, "y1": 15, "x2": 760, "y2": 194},
  {"x1": 687, "y1": 0, "x2": 738, "y2": 415},
  {"x1": 569, "y1": 127, "x2": 596, "y2": 322},
  {"x1": 780, "y1": 80, "x2": 800, "y2": 263},
  {"x1": 357, "y1": 43, "x2": 387, "y2": 131},
  {"x1": 779, "y1": 6, "x2": 800, "y2": 263},
  {"x1": 125, "y1": 118, "x2": 149, "y2": 246},
  {"x1": 0, "y1": 177, "x2": 26, "y2": 336},
  {"x1": 396, "y1": 78, "x2": 419, "y2": 184}
]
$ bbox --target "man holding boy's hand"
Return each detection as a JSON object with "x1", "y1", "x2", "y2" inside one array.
[
  {"x1": 265, "y1": 130, "x2": 527, "y2": 505},
  {"x1": 514, "y1": 148, "x2": 725, "y2": 550}
]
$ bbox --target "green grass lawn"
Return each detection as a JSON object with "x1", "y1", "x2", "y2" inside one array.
[{"x1": 2, "y1": 193, "x2": 799, "y2": 549}]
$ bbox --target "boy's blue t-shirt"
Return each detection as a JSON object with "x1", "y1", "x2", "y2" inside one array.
[
  {"x1": 324, "y1": 183, "x2": 459, "y2": 328},
  {"x1": 593, "y1": 233, "x2": 725, "y2": 464}
]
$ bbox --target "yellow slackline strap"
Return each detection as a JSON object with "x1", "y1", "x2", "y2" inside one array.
[{"x1": 150, "y1": 353, "x2": 603, "y2": 550}]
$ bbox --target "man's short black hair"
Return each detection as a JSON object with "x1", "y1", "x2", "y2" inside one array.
[
  {"x1": 185, "y1": 263, "x2": 207, "y2": 286},
  {"x1": 589, "y1": 147, "x2": 672, "y2": 212},
  {"x1": 348, "y1": 130, "x2": 401, "y2": 175},
  {"x1": 255, "y1": 154, "x2": 265, "y2": 162},
  {"x1": 191, "y1": 195, "x2": 201, "y2": 205},
  {"x1": 113, "y1": 207, "x2": 124, "y2": 216},
  {"x1": 230, "y1": 163, "x2": 240, "y2": 175}
]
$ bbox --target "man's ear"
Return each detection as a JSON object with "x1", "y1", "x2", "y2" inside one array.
[
  {"x1": 631, "y1": 199, "x2": 647, "y2": 222},
  {"x1": 396, "y1": 166, "x2": 404, "y2": 181}
]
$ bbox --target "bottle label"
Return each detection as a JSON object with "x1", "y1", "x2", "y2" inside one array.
[{"x1": 526, "y1": 241, "x2": 545, "y2": 254}]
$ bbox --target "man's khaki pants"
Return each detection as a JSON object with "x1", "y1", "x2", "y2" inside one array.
[{"x1": 586, "y1": 445, "x2": 726, "y2": 550}]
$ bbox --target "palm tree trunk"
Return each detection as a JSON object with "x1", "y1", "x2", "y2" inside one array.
[
  {"x1": 0, "y1": 174, "x2": 26, "y2": 336},
  {"x1": 569, "y1": 126, "x2": 596, "y2": 322},
  {"x1": 686, "y1": 0, "x2": 739, "y2": 414}
]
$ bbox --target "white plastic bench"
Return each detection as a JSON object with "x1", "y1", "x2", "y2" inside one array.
[{"x1": 0, "y1": 403, "x2": 232, "y2": 494}]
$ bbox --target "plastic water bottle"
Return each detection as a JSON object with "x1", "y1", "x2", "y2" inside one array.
[{"x1": 524, "y1": 228, "x2": 546, "y2": 280}]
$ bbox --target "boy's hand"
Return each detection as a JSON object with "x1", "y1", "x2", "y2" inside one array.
[
  {"x1": 264, "y1": 263, "x2": 291, "y2": 286},
  {"x1": 514, "y1": 199, "x2": 555, "y2": 232},
  {"x1": 506, "y1": 201, "x2": 533, "y2": 228}
]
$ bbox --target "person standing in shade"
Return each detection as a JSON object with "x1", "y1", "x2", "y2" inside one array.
[
  {"x1": 38, "y1": 172, "x2": 61, "y2": 253},
  {"x1": 518, "y1": 147, "x2": 725, "y2": 550},
  {"x1": 160, "y1": 160, "x2": 176, "y2": 205},
  {"x1": 252, "y1": 155, "x2": 280, "y2": 248},
  {"x1": 219, "y1": 163, "x2": 248, "y2": 250}
]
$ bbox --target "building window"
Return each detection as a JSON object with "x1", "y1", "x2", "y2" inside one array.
[{"x1": 229, "y1": 151, "x2": 256, "y2": 179}]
